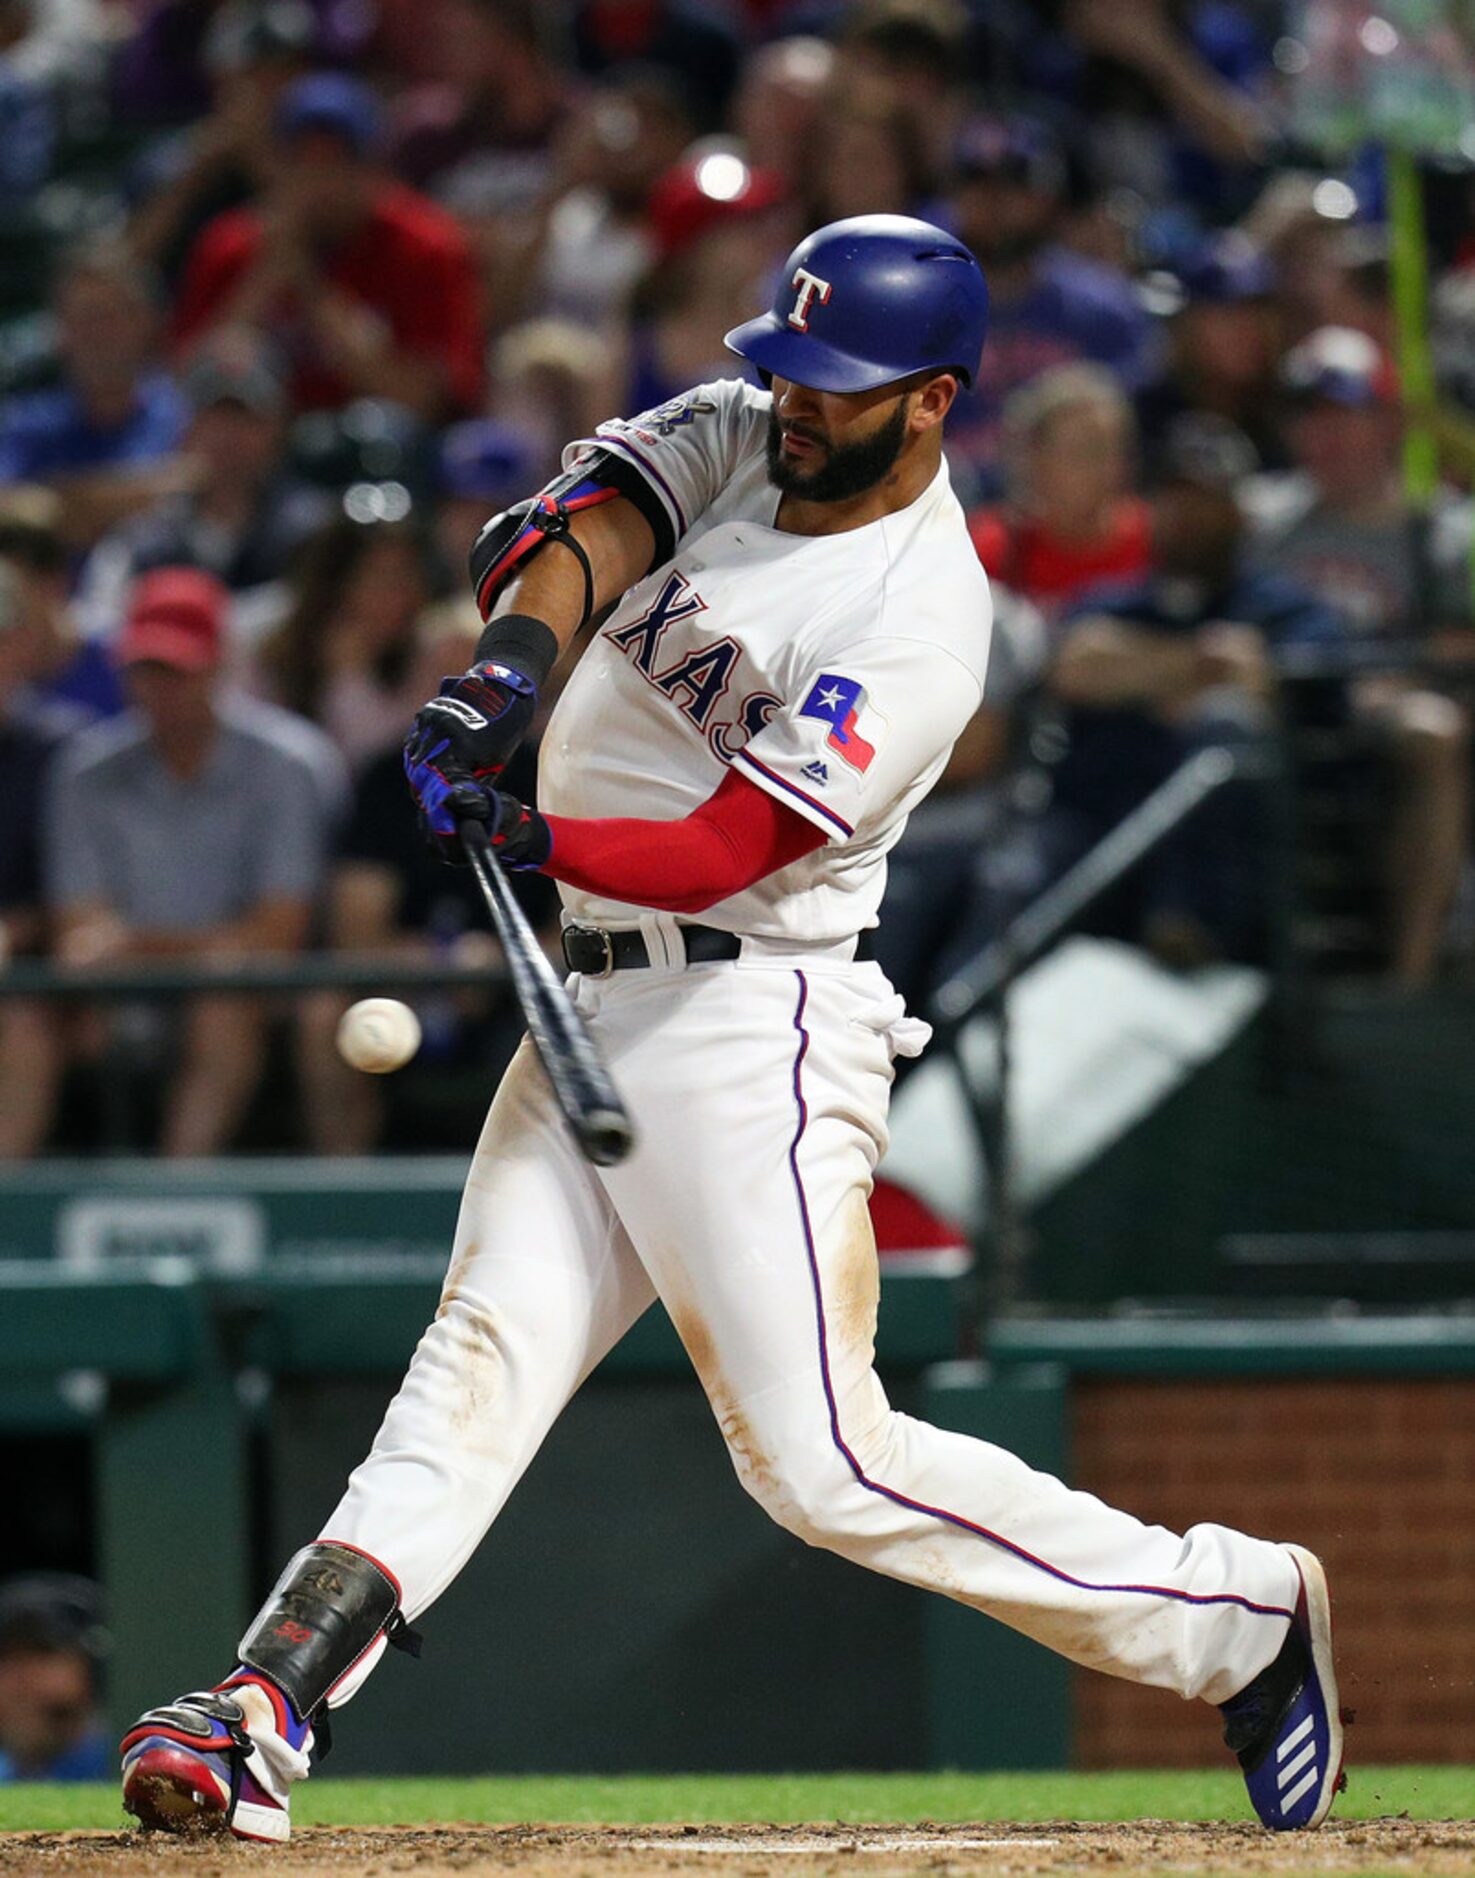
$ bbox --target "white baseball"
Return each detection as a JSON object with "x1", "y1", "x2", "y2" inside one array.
[{"x1": 336, "y1": 998, "x2": 422, "y2": 1074}]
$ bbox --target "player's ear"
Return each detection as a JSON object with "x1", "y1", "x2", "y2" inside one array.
[{"x1": 909, "y1": 372, "x2": 958, "y2": 432}]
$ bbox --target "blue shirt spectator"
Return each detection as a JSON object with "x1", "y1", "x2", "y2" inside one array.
[
  {"x1": 0, "y1": 512, "x2": 126, "y2": 725},
  {"x1": 0, "y1": 246, "x2": 188, "y2": 553},
  {"x1": 0, "y1": 67, "x2": 54, "y2": 200},
  {"x1": 944, "y1": 114, "x2": 1153, "y2": 499},
  {"x1": 0, "y1": 373, "x2": 186, "y2": 485}
]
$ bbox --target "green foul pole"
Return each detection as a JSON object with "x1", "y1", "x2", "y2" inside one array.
[{"x1": 1386, "y1": 144, "x2": 1443, "y2": 625}]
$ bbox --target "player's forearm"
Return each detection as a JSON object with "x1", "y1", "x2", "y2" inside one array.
[
  {"x1": 538, "y1": 770, "x2": 825, "y2": 914},
  {"x1": 489, "y1": 497, "x2": 656, "y2": 661},
  {"x1": 541, "y1": 815, "x2": 753, "y2": 914}
]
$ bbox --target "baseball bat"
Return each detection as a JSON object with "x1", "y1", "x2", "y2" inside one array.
[{"x1": 458, "y1": 817, "x2": 635, "y2": 1167}]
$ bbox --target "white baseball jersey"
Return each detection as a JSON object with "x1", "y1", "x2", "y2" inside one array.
[{"x1": 538, "y1": 379, "x2": 994, "y2": 944}]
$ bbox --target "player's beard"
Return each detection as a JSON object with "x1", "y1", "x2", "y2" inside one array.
[{"x1": 765, "y1": 397, "x2": 911, "y2": 502}]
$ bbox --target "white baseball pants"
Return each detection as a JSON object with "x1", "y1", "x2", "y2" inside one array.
[{"x1": 324, "y1": 951, "x2": 1298, "y2": 1709}]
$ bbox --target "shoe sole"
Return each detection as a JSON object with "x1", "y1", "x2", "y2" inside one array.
[
  {"x1": 122, "y1": 1747, "x2": 229, "y2": 1836},
  {"x1": 1284, "y1": 1543, "x2": 1346, "y2": 1830},
  {"x1": 123, "y1": 1745, "x2": 291, "y2": 1844}
]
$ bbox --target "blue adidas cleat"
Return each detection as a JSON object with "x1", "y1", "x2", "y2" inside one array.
[
  {"x1": 121, "y1": 1678, "x2": 312, "y2": 1843},
  {"x1": 1220, "y1": 1545, "x2": 1347, "y2": 1831}
]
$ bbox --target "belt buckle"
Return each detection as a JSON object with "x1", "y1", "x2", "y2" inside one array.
[{"x1": 564, "y1": 923, "x2": 616, "y2": 978}]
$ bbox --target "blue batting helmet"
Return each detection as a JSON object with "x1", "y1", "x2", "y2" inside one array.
[{"x1": 723, "y1": 214, "x2": 989, "y2": 394}]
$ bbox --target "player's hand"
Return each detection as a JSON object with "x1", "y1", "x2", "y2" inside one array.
[
  {"x1": 420, "y1": 788, "x2": 549, "y2": 871},
  {"x1": 482, "y1": 789, "x2": 552, "y2": 871},
  {"x1": 403, "y1": 664, "x2": 539, "y2": 788},
  {"x1": 404, "y1": 740, "x2": 551, "y2": 871},
  {"x1": 404, "y1": 735, "x2": 491, "y2": 864}
]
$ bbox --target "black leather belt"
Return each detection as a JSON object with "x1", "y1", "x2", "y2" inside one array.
[{"x1": 561, "y1": 922, "x2": 875, "y2": 976}]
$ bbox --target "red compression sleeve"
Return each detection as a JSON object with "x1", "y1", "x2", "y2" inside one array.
[{"x1": 540, "y1": 767, "x2": 827, "y2": 915}]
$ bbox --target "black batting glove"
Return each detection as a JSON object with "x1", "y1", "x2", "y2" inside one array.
[
  {"x1": 403, "y1": 661, "x2": 539, "y2": 787},
  {"x1": 406, "y1": 750, "x2": 493, "y2": 866},
  {"x1": 408, "y1": 770, "x2": 550, "y2": 873},
  {"x1": 483, "y1": 789, "x2": 552, "y2": 871}
]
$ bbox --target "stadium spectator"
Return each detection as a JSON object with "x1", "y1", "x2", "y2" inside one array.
[
  {"x1": 569, "y1": 0, "x2": 741, "y2": 132},
  {"x1": 78, "y1": 327, "x2": 330, "y2": 655},
  {"x1": 797, "y1": 78, "x2": 933, "y2": 231},
  {"x1": 0, "y1": 37, "x2": 55, "y2": 205},
  {"x1": 124, "y1": 0, "x2": 316, "y2": 286},
  {"x1": 296, "y1": 599, "x2": 554, "y2": 1152},
  {"x1": 0, "y1": 561, "x2": 66, "y2": 1159},
  {"x1": 44, "y1": 567, "x2": 335, "y2": 1156},
  {"x1": 173, "y1": 73, "x2": 485, "y2": 419},
  {"x1": 1249, "y1": 326, "x2": 1473, "y2": 638},
  {"x1": 967, "y1": 364, "x2": 1152, "y2": 619},
  {"x1": 1245, "y1": 326, "x2": 1471, "y2": 986},
  {"x1": 836, "y1": 0, "x2": 970, "y2": 180},
  {"x1": 1062, "y1": 0, "x2": 1272, "y2": 215},
  {"x1": 1239, "y1": 171, "x2": 1374, "y2": 350},
  {"x1": 0, "y1": 246, "x2": 189, "y2": 550},
  {"x1": 533, "y1": 69, "x2": 695, "y2": 331},
  {"x1": 488, "y1": 318, "x2": 620, "y2": 483},
  {"x1": 433, "y1": 416, "x2": 541, "y2": 570},
  {"x1": 0, "y1": 1576, "x2": 108, "y2": 1781},
  {"x1": 0, "y1": 0, "x2": 108, "y2": 90},
  {"x1": 1136, "y1": 232, "x2": 1283, "y2": 467},
  {"x1": 943, "y1": 112, "x2": 1153, "y2": 500},
  {"x1": 252, "y1": 510, "x2": 445, "y2": 770},
  {"x1": 1046, "y1": 413, "x2": 1345, "y2": 966},
  {"x1": 0, "y1": 501, "x2": 123, "y2": 723},
  {"x1": 111, "y1": 0, "x2": 369, "y2": 126},
  {"x1": 389, "y1": 0, "x2": 570, "y2": 200},
  {"x1": 626, "y1": 149, "x2": 791, "y2": 410},
  {"x1": 730, "y1": 35, "x2": 834, "y2": 195}
]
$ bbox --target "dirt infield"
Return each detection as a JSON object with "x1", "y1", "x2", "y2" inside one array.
[{"x1": 3, "y1": 1820, "x2": 1474, "y2": 1878}]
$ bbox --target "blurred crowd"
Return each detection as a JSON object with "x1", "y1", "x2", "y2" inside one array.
[
  {"x1": 0, "y1": 1575, "x2": 108, "y2": 1782},
  {"x1": 3, "y1": 0, "x2": 1475, "y2": 1156}
]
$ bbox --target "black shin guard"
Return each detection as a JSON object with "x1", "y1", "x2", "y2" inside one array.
[{"x1": 237, "y1": 1543, "x2": 418, "y2": 1720}]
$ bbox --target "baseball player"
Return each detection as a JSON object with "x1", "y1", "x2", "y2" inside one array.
[{"x1": 120, "y1": 216, "x2": 1344, "y2": 1841}]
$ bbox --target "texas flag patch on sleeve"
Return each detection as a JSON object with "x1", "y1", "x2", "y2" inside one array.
[{"x1": 798, "y1": 673, "x2": 887, "y2": 773}]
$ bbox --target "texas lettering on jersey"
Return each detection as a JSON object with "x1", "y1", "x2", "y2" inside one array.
[{"x1": 606, "y1": 569, "x2": 781, "y2": 759}]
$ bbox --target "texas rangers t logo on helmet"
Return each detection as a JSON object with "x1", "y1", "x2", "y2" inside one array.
[{"x1": 787, "y1": 267, "x2": 833, "y2": 332}]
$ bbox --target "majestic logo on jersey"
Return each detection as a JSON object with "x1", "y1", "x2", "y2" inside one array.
[
  {"x1": 799, "y1": 673, "x2": 885, "y2": 773},
  {"x1": 801, "y1": 760, "x2": 830, "y2": 786},
  {"x1": 787, "y1": 267, "x2": 832, "y2": 332}
]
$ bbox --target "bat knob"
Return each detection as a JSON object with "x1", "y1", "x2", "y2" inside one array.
[{"x1": 580, "y1": 1109, "x2": 636, "y2": 1166}]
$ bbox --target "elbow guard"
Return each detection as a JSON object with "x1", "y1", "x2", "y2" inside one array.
[{"x1": 468, "y1": 447, "x2": 677, "y2": 623}]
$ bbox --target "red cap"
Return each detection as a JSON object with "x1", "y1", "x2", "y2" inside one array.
[
  {"x1": 116, "y1": 567, "x2": 228, "y2": 671},
  {"x1": 647, "y1": 149, "x2": 787, "y2": 261}
]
